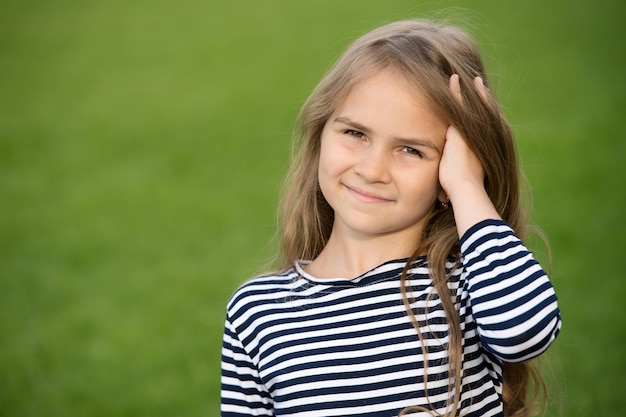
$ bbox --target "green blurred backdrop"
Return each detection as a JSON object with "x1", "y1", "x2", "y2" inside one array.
[{"x1": 1, "y1": 0, "x2": 624, "y2": 415}]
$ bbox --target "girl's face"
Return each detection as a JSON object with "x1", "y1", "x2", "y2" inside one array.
[{"x1": 318, "y1": 69, "x2": 448, "y2": 244}]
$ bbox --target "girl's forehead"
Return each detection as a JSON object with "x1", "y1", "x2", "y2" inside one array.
[
  {"x1": 336, "y1": 69, "x2": 434, "y2": 114},
  {"x1": 341, "y1": 67, "x2": 433, "y2": 104}
]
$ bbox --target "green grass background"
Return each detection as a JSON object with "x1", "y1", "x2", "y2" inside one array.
[{"x1": 1, "y1": 0, "x2": 624, "y2": 415}]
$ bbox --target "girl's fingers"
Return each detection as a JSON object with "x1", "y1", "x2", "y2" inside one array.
[
  {"x1": 473, "y1": 76, "x2": 490, "y2": 102},
  {"x1": 450, "y1": 74, "x2": 491, "y2": 105},
  {"x1": 449, "y1": 74, "x2": 463, "y2": 105}
]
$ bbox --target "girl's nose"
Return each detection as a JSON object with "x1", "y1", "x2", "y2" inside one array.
[{"x1": 353, "y1": 147, "x2": 392, "y2": 183}]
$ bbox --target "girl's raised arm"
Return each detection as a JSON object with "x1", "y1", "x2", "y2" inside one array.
[
  {"x1": 439, "y1": 75, "x2": 502, "y2": 238},
  {"x1": 459, "y1": 219, "x2": 562, "y2": 362}
]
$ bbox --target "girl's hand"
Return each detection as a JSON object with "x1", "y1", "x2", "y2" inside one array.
[{"x1": 440, "y1": 74, "x2": 501, "y2": 237}]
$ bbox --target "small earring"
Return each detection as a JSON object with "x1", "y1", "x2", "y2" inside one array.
[{"x1": 441, "y1": 198, "x2": 450, "y2": 209}]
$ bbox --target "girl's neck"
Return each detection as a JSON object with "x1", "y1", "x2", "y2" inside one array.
[{"x1": 305, "y1": 226, "x2": 421, "y2": 279}]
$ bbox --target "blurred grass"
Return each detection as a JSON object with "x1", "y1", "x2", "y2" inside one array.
[{"x1": 1, "y1": 0, "x2": 624, "y2": 416}]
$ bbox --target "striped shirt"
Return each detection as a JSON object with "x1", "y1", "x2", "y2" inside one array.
[{"x1": 221, "y1": 220, "x2": 561, "y2": 416}]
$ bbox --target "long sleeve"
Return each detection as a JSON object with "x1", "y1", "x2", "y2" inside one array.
[
  {"x1": 221, "y1": 313, "x2": 274, "y2": 416},
  {"x1": 460, "y1": 219, "x2": 562, "y2": 363}
]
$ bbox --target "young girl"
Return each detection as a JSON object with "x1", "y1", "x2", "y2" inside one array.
[{"x1": 221, "y1": 19, "x2": 561, "y2": 417}]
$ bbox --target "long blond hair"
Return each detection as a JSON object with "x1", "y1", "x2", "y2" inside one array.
[{"x1": 277, "y1": 19, "x2": 545, "y2": 416}]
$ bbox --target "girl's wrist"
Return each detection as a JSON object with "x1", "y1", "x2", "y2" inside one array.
[{"x1": 449, "y1": 185, "x2": 501, "y2": 237}]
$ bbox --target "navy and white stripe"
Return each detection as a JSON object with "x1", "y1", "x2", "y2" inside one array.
[{"x1": 221, "y1": 219, "x2": 561, "y2": 416}]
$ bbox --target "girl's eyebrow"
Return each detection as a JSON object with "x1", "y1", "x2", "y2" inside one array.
[
  {"x1": 397, "y1": 137, "x2": 442, "y2": 154},
  {"x1": 333, "y1": 116, "x2": 371, "y2": 134},
  {"x1": 333, "y1": 116, "x2": 441, "y2": 153}
]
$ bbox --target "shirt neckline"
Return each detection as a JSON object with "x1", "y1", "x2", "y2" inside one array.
[{"x1": 294, "y1": 257, "x2": 427, "y2": 286}]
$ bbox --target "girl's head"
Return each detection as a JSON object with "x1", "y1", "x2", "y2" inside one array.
[{"x1": 280, "y1": 19, "x2": 523, "y2": 265}]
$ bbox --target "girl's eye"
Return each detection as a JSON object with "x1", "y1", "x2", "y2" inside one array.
[
  {"x1": 345, "y1": 129, "x2": 365, "y2": 139},
  {"x1": 402, "y1": 146, "x2": 424, "y2": 157}
]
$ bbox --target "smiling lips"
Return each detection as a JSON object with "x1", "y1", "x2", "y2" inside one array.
[{"x1": 345, "y1": 184, "x2": 394, "y2": 203}]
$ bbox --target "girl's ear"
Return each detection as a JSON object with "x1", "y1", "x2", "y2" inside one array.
[{"x1": 437, "y1": 188, "x2": 450, "y2": 208}]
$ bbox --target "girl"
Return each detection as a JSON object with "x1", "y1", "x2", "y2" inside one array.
[{"x1": 221, "y1": 19, "x2": 561, "y2": 417}]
